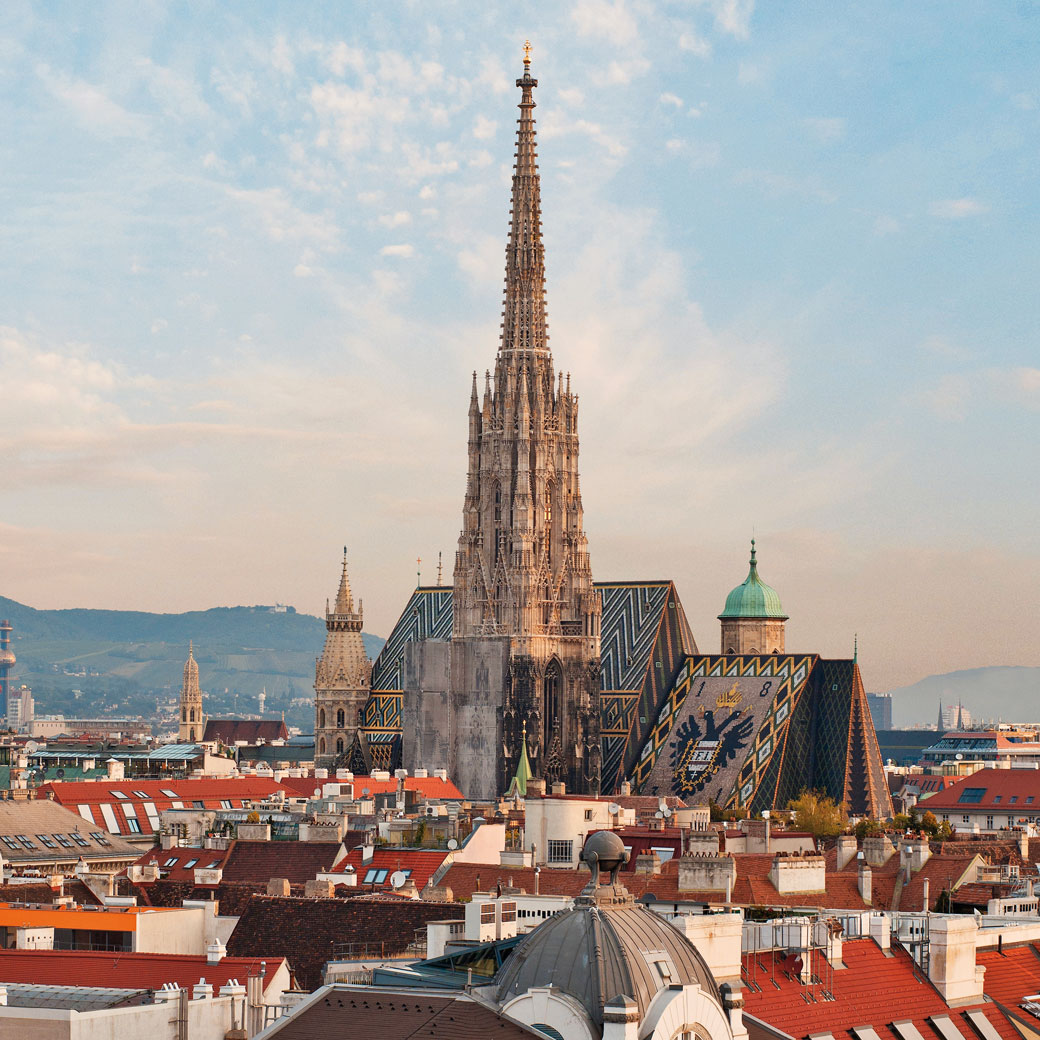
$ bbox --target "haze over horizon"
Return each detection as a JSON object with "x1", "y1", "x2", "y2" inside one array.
[{"x1": 2, "y1": 2, "x2": 1038, "y2": 692}]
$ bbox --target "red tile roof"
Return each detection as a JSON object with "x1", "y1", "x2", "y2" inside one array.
[
  {"x1": 132, "y1": 840, "x2": 345, "y2": 886},
  {"x1": 0, "y1": 948, "x2": 287, "y2": 996},
  {"x1": 204, "y1": 719, "x2": 289, "y2": 744},
  {"x1": 134, "y1": 844, "x2": 233, "y2": 883},
  {"x1": 38, "y1": 777, "x2": 286, "y2": 838},
  {"x1": 920, "y1": 768, "x2": 1040, "y2": 813},
  {"x1": 977, "y1": 942, "x2": 1040, "y2": 1005},
  {"x1": 278, "y1": 775, "x2": 465, "y2": 800},
  {"x1": 743, "y1": 938, "x2": 1018, "y2": 1040},
  {"x1": 328, "y1": 848, "x2": 450, "y2": 892}
]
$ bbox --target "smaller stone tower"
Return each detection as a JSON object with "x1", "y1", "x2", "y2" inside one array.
[
  {"x1": 719, "y1": 540, "x2": 788, "y2": 654},
  {"x1": 178, "y1": 641, "x2": 205, "y2": 742},
  {"x1": 315, "y1": 549, "x2": 372, "y2": 768}
]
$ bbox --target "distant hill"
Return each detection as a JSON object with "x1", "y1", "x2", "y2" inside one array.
[
  {"x1": 884, "y1": 666, "x2": 1040, "y2": 728},
  {"x1": 0, "y1": 595, "x2": 385, "y2": 732}
]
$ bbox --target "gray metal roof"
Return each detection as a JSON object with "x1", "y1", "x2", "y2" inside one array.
[
  {"x1": 1, "y1": 982, "x2": 150, "y2": 1010},
  {"x1": 493, "y1": 901, "x2": 719, "y2": 1027}
]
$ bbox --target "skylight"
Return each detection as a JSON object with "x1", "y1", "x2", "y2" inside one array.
[{"x1": 957, "y1": 787, "x2": 986, "y2": 804}]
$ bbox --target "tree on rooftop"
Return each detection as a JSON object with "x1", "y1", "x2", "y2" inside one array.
[
  {"x1": 787, "y1": 790, "x2": 847, "y2": 838},
  {"x1": 854, "y1": 818, "x2": 881, "y2": 840}
]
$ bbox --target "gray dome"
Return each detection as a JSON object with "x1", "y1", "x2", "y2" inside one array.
[{"x1": 494, "y1": 901, "x2": 719, "y2": 1028}]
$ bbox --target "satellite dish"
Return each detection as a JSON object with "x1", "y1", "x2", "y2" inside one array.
[
  {"x1": 655, "y1": 810, "x2": 664, "y2": 819},
  {"x1": 955, "y1": 754, "x2": 963, "y2": 760},
  {"x1": 24, "y1": 741, "x2": 39, "y2": 755},
  {"x1": 313, "y1": 788, "x2": 321, "y2": 798},
  {"x1": 447, "y1": 838, "x2": 459, "y2": 850},
  {"x1": 361, "y1": 788, "x2": 370, "y2": 797},
  {"x1": 56, "y1": 768, "x2": 65, "y2": 779},
  {"x1": 390, "y1": 871, "x2": 407, "y2": 889},
  {"x1": 608, "y1": 802, "x2": 621, "y2": 815},
  {"x1": 662, "y1": 807, "x2": 672, "y2": 819}
]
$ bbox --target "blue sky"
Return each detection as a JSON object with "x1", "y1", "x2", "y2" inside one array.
[{"x1": 1, "y1": 1, "x2": 1037, "y2": 691}]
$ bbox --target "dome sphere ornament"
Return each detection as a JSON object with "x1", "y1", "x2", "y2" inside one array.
[{"x1": 580, "y1": 830, "x2": 629, "y2": 887}]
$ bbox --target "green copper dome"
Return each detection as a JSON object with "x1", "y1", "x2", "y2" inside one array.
[{"x1": 718, "y1": 540, "x2": 788, "y2": 620}]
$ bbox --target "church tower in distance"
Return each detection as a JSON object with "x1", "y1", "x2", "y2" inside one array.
[
  {"x1": 452, "y1": 45, "x2": 602, "y2": 794},
  {"x1": 178, "y1": 642, "x2": 204, "y2": 743},
  {"x1": 315, "y1": 549, "x2": 372, "y2": 768}
]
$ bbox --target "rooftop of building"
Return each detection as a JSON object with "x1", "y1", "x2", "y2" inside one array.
[
  {"x1": 913, "y1": 767, "x2": 1040, "y2": 811},
  {"x1": 0, "y1": 797, "x2": 139, "y2": 862},
  {"x1": 328, "y1": 846, "x2": 451, "y2": 893},
  {"x1": 743, "y1": 938, "x2": 1018, "y2": 1040},
  {"x1": 203, "y1": 718, "x2": 289, "y2": 744},
  {"x1": 718, "y1": 540, "x2": 787, "y2": 620},
  {"x1": 278, "y1": 774, "x2": 465, "y2": 801},
  {"x1": 0, "y1": 948, "x2": 286, "y2": 997}
]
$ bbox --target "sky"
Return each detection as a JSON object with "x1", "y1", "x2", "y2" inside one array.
[{"x1": 1, "y1": 1, "x2": 1038, "y2": 693}]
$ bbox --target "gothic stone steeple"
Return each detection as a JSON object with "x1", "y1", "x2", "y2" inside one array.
[
  {"x1": 178, "y1": 641, "x2": 204, "y2": 743},
  {"x1": 452, "y1": 46, "x2": 602, "y2": 795},
  {"x1": 315, "y1": 548, "x2": 372, "y2": 768}
]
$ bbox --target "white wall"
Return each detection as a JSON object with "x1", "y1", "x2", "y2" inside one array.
[{"x1": 135, "y1": 907, "x2": 208, "y2": 955}]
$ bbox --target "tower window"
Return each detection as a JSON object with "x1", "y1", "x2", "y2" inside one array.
[
  {"x1": 320, "y1": 709, "x2": 326, "y2": 729},
  {"x1": 337, "y1": 708, "x2": 345, "y2": 728},
  {"x1": 336, "y1": 737, "x2": 344, "y2": 754}
]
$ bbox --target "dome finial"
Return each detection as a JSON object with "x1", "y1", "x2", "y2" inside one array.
[
  {"x1": 749, "y1": 537, "x2": 757, "y2": 570},
  {"x1": 523, "y1": 39, "x2": 532, "y2": 68}
]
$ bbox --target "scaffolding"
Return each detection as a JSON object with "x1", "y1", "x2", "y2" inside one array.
[{"x1": 740, "y1": 913, "x2": 838, "y2": 1003}]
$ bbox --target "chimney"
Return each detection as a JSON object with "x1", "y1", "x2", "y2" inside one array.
[
  {"x1": 304, "y1": 879, "x2": 336, "y2": 899},
  {"x1": 858, "y1": 863, "x2": 872, "y2": 904},
  {"x1": 869, "y1": 913, "x2": 890, "y2": 951},
  {"x1": 836, "y1": 835, "x2": 858, "y2": 872},
  {"x1": 551, "y1": 781, "x2": 566, "y2": 795},
  {"x1": 266, "y1": 878, "x2": 290, "y2": 897},
  {"x1": 527, "y1": 778, "x2": 546, "y2": 797},
  {"x1": 192, "y1": 978, "x2": 211, "y2": 1001},
  {"x1": 206, "y1": 939, "x2": 226, "y2": 964},
  {"x1": 928, "y1": 916, "x2": 983, "y2": 1004},
  {"x1": 106, "y1": 758, "x2": 124, "y2": 780},
  {"x1": 620, "y1": 781, "x2": 632, "y2": 797},
  {"x1": 863, "y1": 834, "x2": 895, "y2": 868},
  {"x1": 922, "y1": 878, "x2": 931, "y2": 912},
  {"x1": 361, "y1": 843, "x2": 374, "y2": 864},
  {"x1": 720, "y1": 983, "x2": 748, "y2": 1040}
]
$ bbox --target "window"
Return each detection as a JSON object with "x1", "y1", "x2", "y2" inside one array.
[
  {"x1": 53, "y1": 834, "x2": 73, "y2": 848},
  {"x1": 163, "y1": 857, "x2": 179, "y2": 867},
  {"x1": 1028, "y1": 797, "x2": 1035, "y2": 805},
  {"x1": 480, "y1": 904, "x2": 496, "y2": 924},
  {"x1": 962, "y1": 815, "x2": 970, "y2": 824},
  {"x1": 192, "y1": 801, "x2": 205, "y2": 809},
  {"x1": 132, "y1": 790, "x2": 148, "y2": 798},
  {"x1": 16, "y1": 835, "x2": 35, "y2": 850},
  {"x1": 160, "y1": 789, "x2": 179, "y2": 798},
  {"x1": 584, "y1": 809, "x2": 593, "y2": 821},
  {"x1": 957, "y1": 787, "x2": 986, "y2": 804},
  {"x1": 994, "y1": 796, "x2": 1002, "y2": 804},
  {"x1": 70, "y1": 833, "x2": 89, "y2": 847},
  {"x1": 336, "y1": 738, "x2": 344, "y2": 754},
  {"x1": 220, "y1": 800, "x2": 233, "y2": 809},
  {"x1": 36, "y1": 834, "x2": 58, "y2": 848},
  {"x1": 1010, "y1": 796, "x2": 1019, "y2": 804},
  {"x1": 183, "y1": 859, "x2": 198, "y2": 869},
  {"x1": 337, "y1": 709, "x2": 345, "y2": 728},
  {"x1": 206, "y1": 860, "x2": 221, "y2": 869},
  {"x1": 547, "y1": 839, "x2": 573, "y2": 864},
  {"x1": 77, "y1": 805, "x2": 96, "y2": 824},
  {"x1": 112, "y1": 791, "x2": 128, "y2": 799},
  {"x1": 0, "y1": 836, "x2": 18, "y2": 850},
  {"x1": 171, "y1": 801, "x2": 185, "y2": 809},
  {"x1": 319, "y1": 709, "x2": 326, "y2": 729},
  {"x1": 986, "y1": 816, "x2": 994, "y2": 830},
  {"x1": 363, "y1": 868, "x2": 388, "y2": 885},
  {"x1": 89, "y1": 832, "x2": 111, "y2": 847},
  {"x1": 126, "y1": 818, "x2": 142, "y2": 833}
]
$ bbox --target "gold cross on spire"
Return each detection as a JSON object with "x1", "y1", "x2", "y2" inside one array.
[{"x1": 523, "y1": 40, "x2": 532, "y2": 66}]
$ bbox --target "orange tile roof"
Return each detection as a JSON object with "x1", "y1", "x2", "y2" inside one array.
[
  {"x1": 0, "y1": 948, "x2": 286, "y2": 995},
  {"x1": 743, "y1": 938, "x2": 1018, "y2": 1040},
  {"x1": 977, "y1": 942, "x2": 1040, "y2": 1005},
  {"x1": 278, "y1": 775, "x2": 464, "y2": 800},
  {"x1": 329, "y1": 848, "x2": 450, "y2": 892},
  {"x1": 920, "y1": 768, "x2": 1040, "y2": 812}
]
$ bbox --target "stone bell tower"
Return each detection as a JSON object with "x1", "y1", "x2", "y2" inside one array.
[
  {"x1": 178, "y1": 642, "x2": 205, "y2": 743},
  {"x1": 314, "y1": 548, "x2": 372, "y2": 768},
  {"x1": 449, "y1": 44, "x2": 602, "y2": 795}
]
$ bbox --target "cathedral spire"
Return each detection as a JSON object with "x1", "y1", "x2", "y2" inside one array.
[
  {"x1": 501, "y1": 41, "x2": 549, "y2": 359},
  {"x1": 334, "y1": 546, "x2": 355, "y2": 615}
]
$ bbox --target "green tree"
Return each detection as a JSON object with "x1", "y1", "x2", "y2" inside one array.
[
  {"x1": 854, "y1": 818, "x2": 881, "y2": 840},
  {"x1": 787, "y1": 790, "x2": 847, "y2": 838}
]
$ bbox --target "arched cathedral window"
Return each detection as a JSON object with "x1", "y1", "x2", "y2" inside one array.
[
  {"x1": 319, "y1": 709, "x2": 326, "y2": 729},
  {"x1": 543, "y1": 660, "x2": 562, "y2": 751},
  {"x1": 336, "y1": 737, "x2": 344, "y2": 754},
  {"x1": 337, "y1": 708, "x2": 345, "y2": 728}
]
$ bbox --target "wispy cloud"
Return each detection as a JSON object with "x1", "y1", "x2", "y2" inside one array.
[{"x1": 929, "y1": 197, "x2": 989, "y2": 219}]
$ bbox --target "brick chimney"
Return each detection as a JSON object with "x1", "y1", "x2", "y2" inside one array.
[{"x1": 836, "y1": 835, "x2": 858, "y2": 872}]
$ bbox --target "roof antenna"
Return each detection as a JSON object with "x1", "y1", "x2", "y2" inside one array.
[
  {"x1": 416, "y1": 556, "x2": 422, "y2": 588},
  {"x1": 437, "y1": 551, "x2": 443, "y2": 587}
]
